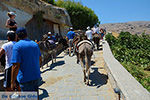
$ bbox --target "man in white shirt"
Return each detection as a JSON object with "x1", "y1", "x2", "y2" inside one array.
[
  {"x1": 0, "y1": 31, "x2": 17, "y2": 91},
  {"x1": 93, "y1": 26, "x2": 100, "y2": 34},
  {"x1": 85, "y1": 26, "x2": 93, "y2": 41}
]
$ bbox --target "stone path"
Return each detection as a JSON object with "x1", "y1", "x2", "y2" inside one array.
[{"x1": 39, "y1": 50, "x2": 117, "y2": 100}]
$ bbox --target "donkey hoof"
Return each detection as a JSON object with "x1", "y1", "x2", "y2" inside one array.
[
  {"x1": 86, "y1": 82, "x2": 90, "y2": 85},
  {"x1": 86, "y1": 80, "x2": 90, "y2": 85}
]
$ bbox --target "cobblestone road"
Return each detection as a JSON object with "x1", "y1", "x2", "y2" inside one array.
[{"x1": 39, "y1": 50, "x2": 117, "y2": 100}]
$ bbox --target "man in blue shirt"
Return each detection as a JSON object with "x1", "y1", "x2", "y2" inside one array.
[
  {"x1": 66, "y1": 27, "x2": 75, "y2": 56},
  {"x1": 11, "y1": 27, "x2": 41, "y2": 92}
]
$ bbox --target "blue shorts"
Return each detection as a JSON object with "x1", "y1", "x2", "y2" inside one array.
[{"x1": 19, "y1": 78, "x2": 41, "y2": 92}]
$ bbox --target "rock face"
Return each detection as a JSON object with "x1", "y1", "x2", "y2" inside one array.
[
  {"x1": 0, "y1": 0, "x2": 72, "y2": 40},
  {"x1": 99, "y1": 21, "x2": 150, "y2": 34}
]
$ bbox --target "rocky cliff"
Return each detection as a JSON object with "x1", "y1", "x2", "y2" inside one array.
[
  {"x1": 0, "y1": 0, "x2": 72, "y2": 39},
  {"x1": 99, "y1": 21, "x2": 150, "y2": 34}
]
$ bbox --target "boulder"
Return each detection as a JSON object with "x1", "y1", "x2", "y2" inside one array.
[{"x1": 0, "y1": 0, "x2": 72, "y2": 39}]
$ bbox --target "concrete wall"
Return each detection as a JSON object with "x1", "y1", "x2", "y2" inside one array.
[{"x1": 103, "y1": 41, "x2": 150, "y2": 100}]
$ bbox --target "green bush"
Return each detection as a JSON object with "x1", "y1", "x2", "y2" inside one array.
[
  {"x1": 55, "y1": 0, "x2": 99, "y2": 30},
  {"x1": 106, "y1": 32, "x2": 150, "y2": 92},
  {"x1": 105, "y1": 33, "x2": 117, "y2": 46}
]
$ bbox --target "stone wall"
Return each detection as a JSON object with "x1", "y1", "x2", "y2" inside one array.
[{"x1": 103, "y1": 41, "x2": 150, "y2": 100}]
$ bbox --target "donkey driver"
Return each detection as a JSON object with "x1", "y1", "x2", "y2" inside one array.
[{"x1": 66, "y1": 27, "x2": 75, "y2": 56}]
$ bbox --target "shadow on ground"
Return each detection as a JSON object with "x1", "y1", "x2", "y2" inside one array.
[
  {"x1": 39, "y1": 88, "x2": 49, "y2": 100},
  {"x1": 56, "y1": 56, "x2": 64, "y2": 59},
  {"x1": 39, "y1": 78, "x2": 45, "y2": 87},
  {"x1": 94, "y1": 44, "x2": 103, "y2": 51},
  {"x1": 38, "y1": 78, "x2": 49, "y2": 99},
  {"x1": 91, "y1": 60, "x2": 95, "y2": 65},
  {"x1": 89, "y1": 67, "x2": 108, "y2": 88},
  {"x1": 98, "y1": 48, "x2": 103, "y2": 51},
  {"x1": 41, "y1": 60, "x2": 65, "y2": 73}
]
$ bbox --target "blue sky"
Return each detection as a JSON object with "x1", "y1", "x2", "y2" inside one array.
[{"x1": 75, "y1": 0, "x2": 150, "y2": 24}]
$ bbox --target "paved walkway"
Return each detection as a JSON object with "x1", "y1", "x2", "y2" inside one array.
[{"x1": 39, "y1": 50, "x2": 117, "y2": 100}]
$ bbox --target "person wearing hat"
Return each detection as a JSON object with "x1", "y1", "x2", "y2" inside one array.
[
  {"x1": 66, "y1": 27, "x2": 75, "y2": 56},
  {"x1": 0, "y1": 31, "x2": 17, "y2": 91},
  {"x1": 6, "y1": 12, "x2": 17, "y2": 32},
  {"x1": 48, "y1": 32, "x2": 56, "y2": 44},
  {"x1": 85, "y1": 26, "x2": 93, "y2": 42},
  {"x1": 100, "y1": 28, "x2": 105, "y2": 40},
  {"x1": 11, "y1": 27, "x2": 41, "y2": 93}
]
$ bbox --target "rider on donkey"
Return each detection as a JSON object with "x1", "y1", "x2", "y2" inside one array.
[
  {"x1": 85, "y1": 26, "x2": 95, "y2": 49},
  {"x1": 48, "y1": 32, "x2": 56, "y2": 44},
  {"x1": 85, "y1": 26, "x2": 93, "y2": 42},
  {"x1": 100, "y1": 28, "x2": 106, "y2": 42},
  {"x1": 47, "y1": 32, "x2": 56, "y2": 48}
]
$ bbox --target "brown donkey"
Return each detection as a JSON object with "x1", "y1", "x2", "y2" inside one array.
[{"x1": 77, "y1": 40, "x2": 93, "y2": 85}]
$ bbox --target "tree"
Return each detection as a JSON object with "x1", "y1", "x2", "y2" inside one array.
[
  {"x1": 42, "y1": 0, "x2": 55, "y2": 5},
  {"x1": 55, "y1": 0, "x2": 99, "y2": 30}
]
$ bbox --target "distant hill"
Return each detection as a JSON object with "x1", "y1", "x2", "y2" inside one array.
[{"x1": 99, "y1": 21, "x2": 150, "y2": 34}]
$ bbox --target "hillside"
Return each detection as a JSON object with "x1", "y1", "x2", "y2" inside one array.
[{"x1": 99, "y1": 21, "x2": 150, "y2": 34}]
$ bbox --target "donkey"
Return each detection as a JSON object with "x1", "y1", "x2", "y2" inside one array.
[
  {"x1": 36, "y1": 34, "x2": 56, "y2": 68},
  {"x1": 72, "y1": 35, "x2": 80, "y2": 57},
  {"x1": 77, "y1": 40, "x2": 93, "y2": 85},
  {"x1": 38, "y1": 40, "x2": 56, "y2": 65},
  {"x1": 93, "y1": 33, "x2": 101, "y2": 50}
]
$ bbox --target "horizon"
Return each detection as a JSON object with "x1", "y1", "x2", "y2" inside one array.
[
  {"x1": 75, "y1": 0, "x2": 150, "y2": 24},
  {"x1": 100, "y1": 20, "x2": 150, "y2": 24}
]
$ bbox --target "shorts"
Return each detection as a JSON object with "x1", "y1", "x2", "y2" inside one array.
[
  {"x1": 68, "y1": 39, "x2": 73, "y2": 47},
  {"x1": 19, "y1": 78, "x2": 41, "y2": 92},
  {"x1": 3, "y1": 67, "x2": 12, "y2": 88}
]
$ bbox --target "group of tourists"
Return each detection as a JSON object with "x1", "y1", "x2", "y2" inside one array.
[
  {"x1": 0, "y1": 11, "x2": 106, "y2": 97},
  {"x1": 86, "y1": 26, "x2": 106, "y2": 42},
  {"x1": 0, "y1": 12, "x2": 41, "y2": 95},
  {"x1": 66, "y1": 26, "x2": 106, "y2": 56}
]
